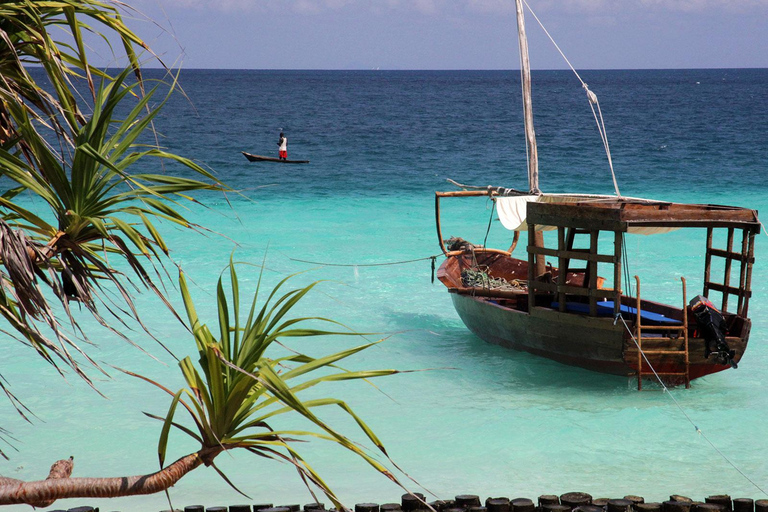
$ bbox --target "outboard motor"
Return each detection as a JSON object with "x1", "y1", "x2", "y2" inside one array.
[{"x1": 689, "y1": 295, "x2": 737, "y2": 368}]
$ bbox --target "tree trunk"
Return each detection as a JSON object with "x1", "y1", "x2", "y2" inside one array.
[{"x1": 0, "y1": 447, "x2": 222, "y2": 506}]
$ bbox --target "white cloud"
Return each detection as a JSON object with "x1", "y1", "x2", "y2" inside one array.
[
  {"x1": 293, "y1": 0, "x2": 321, "y2": 14},
  {"x1": 127, "y1": 0, "x2": 768, "y2": 16},
  {"x1": 562, "y1": 0, "x2": 768, "y2": 12},
  {"x1": 128, "y1": 0, "x2": 352, "y2": 15},
  {"x1": 466, "y1": 0, "x2": 515, "y2": 13},
  {"x1": 413, "y1": 0, "x2": 440, "y2": 14},
  {"x1": 639, "y1": 0, "x2": 768, "y2": 8}
]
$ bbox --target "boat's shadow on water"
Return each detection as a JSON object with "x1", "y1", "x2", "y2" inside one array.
[
  {"x1": 450, "y1": 331, "x2": 635, "y2": 393},
  {"x1": 384, "y1": 310, "x2": 633, "y2": 394}
]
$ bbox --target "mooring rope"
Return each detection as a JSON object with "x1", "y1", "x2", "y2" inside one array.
[
  {"x1": 614, "y1": 314, "x2": 768, "y2": 497},
  {"x1": 289, "y1": 255, "x2": 440, "y2": 268},
  {"x1": 289, "y1": 254, "x2": 442, "y2": 283},
  {"x1": 521, "y1": 0, "x2": 621, "y2": 198}
]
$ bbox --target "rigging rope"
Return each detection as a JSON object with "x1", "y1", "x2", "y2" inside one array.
[
  {"x1": 521, "y1": 0, "x2": 621, "y2": 198},
  {"x1": 614, "y1": 314, "x2": 768, "y2": 497},
  {"x1": 483, "y1": 199, "x2": 496, "y2": 249},
  {"x1": 621, "y1": 233, "x2": 633, "y2": 299},
  {"x1": 618, "y1": 230, "x2": 763, "y2": 494}
]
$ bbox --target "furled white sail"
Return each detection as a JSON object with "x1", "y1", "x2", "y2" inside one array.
[{"x1": 495, "y1": 194, "x2": 680, "y2": 235}]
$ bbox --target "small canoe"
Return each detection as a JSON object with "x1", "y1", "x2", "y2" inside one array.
[{"x1": 242, "y1": 152, "x2": 309, "y2": 164}]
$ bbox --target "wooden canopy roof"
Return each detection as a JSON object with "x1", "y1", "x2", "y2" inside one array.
[{"x1": 526, "y1": 199, "x2": 761, "y2": 233}]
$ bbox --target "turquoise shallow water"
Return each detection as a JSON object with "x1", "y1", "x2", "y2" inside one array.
[{"x1": 2, "y1": 69, "x2": 768, "y2": 512}]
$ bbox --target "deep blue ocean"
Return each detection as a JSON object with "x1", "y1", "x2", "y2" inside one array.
[{"x1": 2, "y1": 69, "x2": 768, "y2": 512}]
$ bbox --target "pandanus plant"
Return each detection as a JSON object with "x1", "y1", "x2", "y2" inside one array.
[
  {"x1": 0, "y1": 0, "x2": 226, "y2": 416},
  {"x1": 0, "y1": 67, "x2": 229, "y2": 399},
  {"x1": 0, "y1": 0, "x2": 151, "y2": 148},
  {"x1": 0, "y1": 262, "x2": 408, "y2": 507}
]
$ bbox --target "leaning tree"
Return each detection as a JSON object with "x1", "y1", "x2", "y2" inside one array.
[{"x1": 0, "y1": 263, "x2": 407, "y2": 507}]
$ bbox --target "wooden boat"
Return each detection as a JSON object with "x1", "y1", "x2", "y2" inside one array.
[
  {"x1": 242, "y1": 151, "x2": 309, "y2": 164},
  {"x1": 435, "y1": 193, "x2": 760, "y2": 386},
  {"x1": 434, "y1": 2, "x2": 761, "y2": 387}
]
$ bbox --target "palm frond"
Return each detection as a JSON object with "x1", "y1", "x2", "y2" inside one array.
[
  {"x1": 0, "y1": 65, "x2": 230, "y2": 378},
  {"x1": 132, "y1": 262, "x2": 408, "y2": 505}
]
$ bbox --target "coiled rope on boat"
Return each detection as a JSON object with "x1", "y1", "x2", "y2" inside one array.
[{"x1": 460, "y1": 268, "x2": 525, "y2": 291}]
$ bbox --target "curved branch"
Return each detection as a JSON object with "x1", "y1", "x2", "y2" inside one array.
[{"x1": 0, "y1": 447, "x2": 222, "y2": 506}]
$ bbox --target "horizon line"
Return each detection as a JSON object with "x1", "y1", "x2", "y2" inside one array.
[{"x1": 127, "y1": 66, "x2": 768, "y2": 72}]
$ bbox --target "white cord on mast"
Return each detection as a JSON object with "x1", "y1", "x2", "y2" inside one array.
[{"x1": 522, "y1": 0, "x2": 621, "y2": 198}]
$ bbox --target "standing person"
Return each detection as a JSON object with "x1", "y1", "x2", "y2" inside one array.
[{"x1": 277, "y1": 132, "x2": 287, "y2": 160}]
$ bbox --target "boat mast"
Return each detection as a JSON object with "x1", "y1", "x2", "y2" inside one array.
[
  {"x1": 515, "y1": 0, "x2": 540, "y2": 195},
  {"x1": 515, "y1": 0, "x2": 546, "y2": 279}
]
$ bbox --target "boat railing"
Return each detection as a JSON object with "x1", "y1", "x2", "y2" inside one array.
[
  {"x1": 444, "y1": 248, "x2": 511, "y2": 258},
  {"x1": 435, "y1": 189, "x2": 498, "y2": 255},
  {"x1": 527, "y1": 224, "x2": 623, "y2": 319},
  {"x1": 703, "y1": 226, "x2": 756, "y2": 317}
]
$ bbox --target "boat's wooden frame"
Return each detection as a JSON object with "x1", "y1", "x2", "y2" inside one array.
[
  {"x1": 435, "y1": 190, "x2": 760, "y2": 384},
  {"x1": 242, "y1": 151, "x2": 309, "y2": 164}
]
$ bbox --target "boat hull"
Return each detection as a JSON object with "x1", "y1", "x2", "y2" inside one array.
[
  {"x1": 438, "y1": 249, "x2": 748, "y2": 383},
  {"x1": 242, "y1": 151, "x2": 309, "y2": 164},
  {"x1": 449, "y1": 291, "x2": 745, "y2": 381},
  {"x1": 450, "y1": 291, "x2": 629, "y2": 375}
]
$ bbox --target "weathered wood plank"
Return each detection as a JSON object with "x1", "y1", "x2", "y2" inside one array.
[
  {"x1": 528, "y1": 246, "x2": 616, "y2": 263},
  {"x1": 708, "y1": 247, "x2": 755, "y2": 262},
  {"x1": 706, "y1": 281, "x2": 752, "y2": 299},
  {"x1": 527, "y1": 202, "x2": 627, "y2": 231},
  {"x1": 527, "y1": 200, "x2": 760, "y2": 231}
]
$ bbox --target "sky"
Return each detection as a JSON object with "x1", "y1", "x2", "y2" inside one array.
[{"x1": 111, "y1": 0, "x2": 768, "y2": 70}]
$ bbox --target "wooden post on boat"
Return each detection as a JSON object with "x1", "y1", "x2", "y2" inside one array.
[
  {"x1": 636, "y1": 276, "x2": 643, "y2": 391},
  {"x1": 723, "y1": 227, "x2": 735, "y2": 312},
  {"x1": 588, "y1": 230, "x2": 599, "y2": 316},
  {"x1": 533, "y1": 231, "x2": 546, "y2": 278},
  {"x1": 741, "y1": 230, "x2": 756, "y2": 317},
  {"x1": 557, "y1": 226, "x2": 567, "y2": 312},
  {"x1": 614, "y1": 231, "x2": 623, "y2": 319},
  {"x1": 681, "y1": 277, "x2": 690, "y2": 389},
  {"x1": 528, "y1": 222, "x2": 537, "y2": 312}
]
